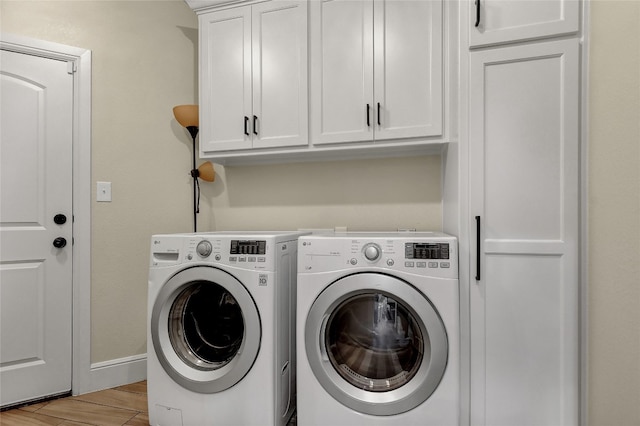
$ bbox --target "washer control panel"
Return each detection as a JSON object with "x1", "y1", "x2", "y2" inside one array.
[
  {"x1": 299, "y1": 233, "x2": 458, "y2": 279},
  {"x1": 150, "y1": 232, "x2": 308, "y2": 271},
  {"x1": 230, "y1": 240, "x2": 266, "y2": 255},
  {"x1": 151, "y1": 236, "x2": 274, "y2": 270},
  {"x1": 193, "y1": 239, "x2": 270, "y2": 266}
]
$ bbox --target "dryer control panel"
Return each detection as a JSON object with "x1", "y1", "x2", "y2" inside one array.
[{"x1": 298, "y1": 232, "x2": 458, "y2": 279}]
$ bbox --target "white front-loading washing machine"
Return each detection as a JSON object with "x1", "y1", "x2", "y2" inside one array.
[
  {"x1": 147, "y1": 231, "x2": 307, "y2": 426},
  {"x1": 297, "y1": 232, "x2": 459, "y2": 425}
]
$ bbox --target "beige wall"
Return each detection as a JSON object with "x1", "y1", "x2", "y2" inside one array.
[
  {"x1": 588, "y1": 2, "x2": 640, "y2": 424},
  {"x1": 203, "y1": 156, "x2": 442, "y2": 232},
  {"x1": 2, "y1": 0, "x2": 640, "y2": 422}
]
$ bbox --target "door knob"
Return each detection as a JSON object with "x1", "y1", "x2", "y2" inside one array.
[
  {"x1": 54, "y1": 214, "x2": 67, "y2": 225},
  {"x1": 53, "y1": 237, "x2": 67, "y2": 248}
]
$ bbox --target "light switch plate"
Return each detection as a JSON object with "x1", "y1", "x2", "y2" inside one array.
[{"x1": 97, "y1": 181, "x2": 112, "y2": 202}]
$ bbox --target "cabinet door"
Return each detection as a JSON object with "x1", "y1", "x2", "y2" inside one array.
[
  {"x1": 310, "y1": 0, "x2": 374, "y2": 145},
  {"x1": 469, "y1": 39, "x2": 580, "y2": 426},
  {"x1": 252, "y1": 1, "x2": 308, "y2": 149},
  {"x1": 199, "y1": 7, "x2": 252, "y2": 152},
  {"x1": 470, "y1": 0, "x2": 579, "y2": 47},
  {"x1": 373, "y1": 0, "x2": 442, "y2": 140}
]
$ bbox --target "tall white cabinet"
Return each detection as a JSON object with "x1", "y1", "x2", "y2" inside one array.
[
  {"x1": 310, "y1": 0, "x2": 442, "y2": 145},
  {"x1": 198, "y1": 0, "x2": 308, "y2": 153},
  {"x1": 468, "y1": 39, "x2": 580, "y2": 425},
  {"x1": 465, "y1": 1, "x2": 583, "y2": 425}
]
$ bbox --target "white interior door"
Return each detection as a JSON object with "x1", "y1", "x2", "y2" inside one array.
[{"x1": 0, "y1": 49, "x2": 73, "y2": 407}]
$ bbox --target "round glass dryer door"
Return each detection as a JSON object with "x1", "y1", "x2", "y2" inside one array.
[
  {"x1": 151, "y1": 266, "x2": 260, "y2": 393},
  {"x1": 305, "y1": 273, "x2": 448, "y2": 416}
]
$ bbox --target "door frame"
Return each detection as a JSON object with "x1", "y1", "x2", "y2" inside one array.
[{"x1": 0, "y1": 33, "x2": 92, "y2": 396}]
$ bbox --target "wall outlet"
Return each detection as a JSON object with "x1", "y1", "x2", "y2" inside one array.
[{"x1": 97, "y1": 182, "x2": 112, "y2": 202}]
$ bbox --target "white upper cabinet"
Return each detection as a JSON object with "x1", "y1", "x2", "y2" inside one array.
[
  {"x1": 469, "y1": 0, "x2": 580, "y2": 47},
  {"x1": 199, "y1": 1, "x2": 308, "y2": 154},
  {"x1": 311, "y1": 0, "x2": 443, "y2": 145}
]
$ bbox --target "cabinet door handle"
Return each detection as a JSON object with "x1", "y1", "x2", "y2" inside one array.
[
  {"x1": 253, "y1": 115, "x2": 258, "y2": 135},
  {"x1": 377, "y1": 102, "x2": 381, "y2": 126},
  {"x1": 475, "y1": 215, "x2": 481, "y2": 281},
  {"x1": 366, "y1": 104, "x2": 371, "y2": 127},
  {"x1": 244, "y1": 116, "x2": 250, "y2": 136},
  {"x1": 474, "y1": 0, "x2": 481, "y2": 27}
]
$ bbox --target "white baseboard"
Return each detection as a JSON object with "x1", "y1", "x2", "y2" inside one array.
[{"x1": 83, "y1": 354, "x2": 147, "y2": 394}]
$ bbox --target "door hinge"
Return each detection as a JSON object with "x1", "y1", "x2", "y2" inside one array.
[{"x1": 67, "y1": 61, "x2": 77, "y2": 75}]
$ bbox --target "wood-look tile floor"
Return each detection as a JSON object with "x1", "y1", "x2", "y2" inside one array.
[{"x1": 0, "y1": 381, "x2": 148, "y2": 426}]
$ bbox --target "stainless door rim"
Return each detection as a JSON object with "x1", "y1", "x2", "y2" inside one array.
[
  {"x1": 305, "y1": 272, "x2": 448, "y2": 416},
  {"x1": 151, "y1": 266, "x2": 261, "y2": 393}
]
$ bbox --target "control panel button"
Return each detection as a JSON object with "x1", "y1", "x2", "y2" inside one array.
[
  {"x1": 214, "y1": 254, "x2": 221, "y2": 261},
  {"x1": 196, "y1": 240, "x2": 213, "y2": 258},
  {"x1": 363, "y1": 244, "x2": 381, "y2": 261},
  {"x1": 386, "y1": 259, "x2": 395, "y2": 267},
  {"x1": 428, "y1": 262, "x2": 439, "y2": 268},
  {"x1": 440, "y1": 262, "x2": 450, "y2": 268},
  {"x1": 417, "y1": 262, "x2": 427, "y2": 268},
  {"x1": 350, "y1": 258, "x2": 358, "y2": 265},
  {"x1": 405, "y1": 261, "x2": 415, "y2": 267}
]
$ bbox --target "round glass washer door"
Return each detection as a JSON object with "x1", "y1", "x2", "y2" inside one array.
[
  {"x1": 151, "y1": 266, "x2": 260, "y2": 393},
  {"x1": 305, "y1": 273, "x2": 448, "y2": 416}
]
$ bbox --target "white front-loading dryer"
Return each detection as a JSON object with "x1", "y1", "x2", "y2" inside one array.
[
  {"x1": 148, "y1": 231, "x2": 307, "y2": 426},
  {"x1": 297, "y1": 232, "x2": 459, "y2": 425}
]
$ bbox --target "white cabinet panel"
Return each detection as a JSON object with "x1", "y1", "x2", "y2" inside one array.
[
  {"x1": 484, "y1": 255, "x2": 574, "y2": 424},
  {"x1": 374, "y1": 0, "x2": 442, "y2": 140},
  {"x1": 483, "y1": 55, "x2": 564, "y2": 240},
  {"x1": 199, "y1": 0, "x2": 307, "y2": 154},
  {"x1": 311, "y1": 0, "x2": 442, "y2": 145},
  {"x1": 200, "y1": 7, "x2": 252, "y2": 151},
  {"x1": 252, "y1": 1, "x2": 308, "y2": 149},
  {"x1": 470, "y1": 0, "x2": 580, "y2": 47},
  {"x1": 469, "y1": 39, "x2": 580, "y2": 425},
  {"x1": 310, "y1": 0, "x2": 373, "y2": 144}
]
